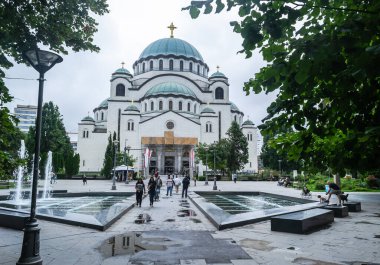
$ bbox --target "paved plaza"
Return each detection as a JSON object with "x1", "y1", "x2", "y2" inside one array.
[{"x1": 0, "y1": 179, "x2": 379, "y2": 265}]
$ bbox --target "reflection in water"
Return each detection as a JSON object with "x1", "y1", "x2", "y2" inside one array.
[
  {"x1": 177, "y1": 209, "x2": 197, "y2": 217},
  {"x1": 134, "y1": 213, "x2": 152, "y2": 224}
]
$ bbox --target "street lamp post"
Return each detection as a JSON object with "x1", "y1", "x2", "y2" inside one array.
[
  {"x1": 125, "y1": 145, "x2": 131, "y2": 184},
  {"x1": 18, "y1": 49, "x2": 62, "y2": 265},
  {"x1": 278, "y1": 159, "x2": 282, "y2": 178},
  {"x1": 112, "y1": 140, "x2": 119, "y2": 190},
  {"x1": 204, "y1": 147, "x2": 208, "y2": 185},
  {"x1": 213, "y1": 143, "x2": 217, "y2": 190}
]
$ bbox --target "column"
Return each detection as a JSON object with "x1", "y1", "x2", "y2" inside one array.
[{"x1": 157, "y1": 146, "x2": 162, "y2": 174}]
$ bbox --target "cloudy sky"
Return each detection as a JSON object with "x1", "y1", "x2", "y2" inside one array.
[{"x1": 5, "y1": 0, "x2": 277, "y2": 134}]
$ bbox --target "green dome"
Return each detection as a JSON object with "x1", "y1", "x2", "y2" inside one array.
[
  {"x1": 125, "y1": 105, "x2": 139, "y2": 112},
  {"x1": 98, "y1": 98, "x2": 109, "y2": 108},
  {"x1": 81, "y1": 116, "x2": 95, "y2": 122},
  {"x1": 210, "y1": 71, "x2": 227, "y2": 79},
  {"x1": 230, "y1": 101, "x2": 239, "y2": 111},
  {"x1": 112, "y1": 67, "x2": 132, "y2": 76},
  {"x1": 144, "y1": 82, "x2": 197, "y2": 99},
  {"x1": 242, "y1": 119, "x2": 255, "y2": 126},
  {"x1": 139, "y1": 38, "x2": 204, "y2": 62},
  {"x1": 201, "y1": 107, "x2": 215, "y2": 114}
]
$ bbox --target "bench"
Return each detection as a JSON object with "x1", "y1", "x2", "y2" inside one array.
[
  {"x1": 271, "y1": 208, "x2": 334, "y2": 234},
  {"x1": 322, "y1": 205, "x2": 349, "y2": 217},
  {"x1": 343, "y1": 202, "x2": 361, "y2": 212},
  {"x1": 0, "y1": 209, "x2": 29, "y2": 230}
]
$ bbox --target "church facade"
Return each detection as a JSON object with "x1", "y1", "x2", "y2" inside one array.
[{"x1": 77, "y1": 28, "x2": 258, "y2": 176}]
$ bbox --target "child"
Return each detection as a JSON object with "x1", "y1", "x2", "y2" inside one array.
[{"x1": 317, "y1": 195, "x2": 327, "y2": 203}]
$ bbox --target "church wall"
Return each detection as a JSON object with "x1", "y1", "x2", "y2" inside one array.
[
  {"x1": 242, "y1": 126, "x2": 258, "y2": 173},
  {"x1": 110, "y1": 77, "x2": 131, "y2": 98},
  {"x1": 199, "y1": 115, "x2": 218, "y2": 144},
  {"x1": 120, "y1": 112, "x2": 141, "y2": 170},
  {"x1": 209, "y1": 80, "x2": 229, "y2": 103}
]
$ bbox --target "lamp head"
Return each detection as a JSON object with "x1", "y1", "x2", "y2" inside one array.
[{"x1": 23, "y1": 48, "x2": 63, "y2": 74}]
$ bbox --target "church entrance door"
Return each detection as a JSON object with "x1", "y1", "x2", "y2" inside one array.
[{"x1": 164, "y1": 156, "x2": 175, "y2": 175}]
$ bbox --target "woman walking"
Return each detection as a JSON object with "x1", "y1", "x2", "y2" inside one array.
[
  {"x1": 147, "y1": 176, "x2": 157, "y2": 207},
  {"x1": 135, "y1": 178, "x2": 145, "y2": 207}
]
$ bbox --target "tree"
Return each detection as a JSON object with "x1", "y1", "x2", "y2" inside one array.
[
  {"x1": 185, "y1": 1, "x2": 380, "y2": 175},
  {"x1": 65, "y1": 152, "x2": 80, "y2": 177},
  {"x1": 0, "y1": 1, "x2": 109, "y2": 178},
  {"x1": 101, "y1": 133, "x2": 114, "y2": 179},
  {"x1": 226, "y1": 121, "x2": 249, "y2": 173},
  {"x1": 25, "y1": 102, "x2": 74, "y2": 176}
]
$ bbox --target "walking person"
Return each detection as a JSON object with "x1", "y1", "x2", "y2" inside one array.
[
  {"x1": 147, "y1": 176, "x2": 157, "y2": 207},
  {"x1": 82, "y1": 175, "x2": 87, "y2": 185},
  {"x1": 166, "y1": 175, "x2": 174, "y2": 196},
  {"x1": 155, "y1": 175, "x2": 163, "y2": 201},
  {"x1": 173, "y1": 175, "x2": 181, "y2": 194},
  {"x1": 135, "y1": 178, "x2": 145, "y2": 207},
  {"x1": 232, "y1": 172, "x2": 237, "y2": 183},
  {"x1": 182, "y1": 175, "x2": 190, "y2": 198}
]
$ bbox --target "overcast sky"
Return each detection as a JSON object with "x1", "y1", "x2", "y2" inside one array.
[{"x1": 5, "y1": 0, "x2": 277, "y2": 134}]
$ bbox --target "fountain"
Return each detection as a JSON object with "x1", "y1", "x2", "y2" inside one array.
[
  {"x1": 42, "y1": 151, "x2": 53, "y2": 199},
  {"x1": 14, "y1": 140, "x2": 26, "y2": 202}
]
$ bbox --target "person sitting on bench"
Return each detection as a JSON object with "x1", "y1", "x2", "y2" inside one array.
[{"x1": 326, "y1": 181, "x2": 342, "y2": 205}]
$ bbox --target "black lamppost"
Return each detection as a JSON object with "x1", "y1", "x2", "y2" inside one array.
[
  {"x1": 18, "y1": 48, "x2": 62, "y2": 265},
  {"x1": 204, "y1": 147, "x2": 208, "y2": 185},
  {"x1": 112, "y1": 140, "x2": 119, "y2": 190},
  {"x1": 125, "y1": 145, "x2": 131, "y2": 184},
  {"x1": 212, "y1": 142, "x2": 217, "y2": 190}
]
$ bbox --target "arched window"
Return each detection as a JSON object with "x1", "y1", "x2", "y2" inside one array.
[
  {"x1": 203, "y1": 68, "x2": 206, "y2": 76},
  {"x1": 96, "y1": 113, "x2": 98, "y2": 121},
  {"x1": 159, "y1": 60, "x2": 163, "y2": 70},
  {"x1": 116, "y1": 84, "x2": 125, "y2": 96},
  {"x1": 101, "y1": 112, "x2": 104, "y2": 120},
  {"x1": 215, "y1": 87, "x2": 224, "y2": 99},
  {"x1": 197, "y1": 65, "x2": 200, "y2": 75},
  {"x1": 206, "y1": 122, "x2": 212, "y2": 133},
  {"x1": 180, "y1": 61, "x2": 183, "y2": 71},
  {"x1": 169, "y1": 60, "x2": 173, "y2": 70},
  {"x1": 179, "y1": 101, "x2": 182, "y2": 111},
  {"x1": 82, "y1": 130, "x2": 86, "y2": 138},
  {"x1": 145, "y1": 103, "x2": 147, "y2": 112},
  {"x1": 86, "y1": 131, "x2": 89, "y2": 138},
  {"x1": 234, "y1": 116, "x2": 237, "y2": 122},
  {"x1": 169, "y1": 100, "x2": 173, "y2": 110},
  {"x1": 150, "y1": 61, "x2": 153, "y2": 70},
  {"x1": 128, "y1": 120, "x2": 134, "y2": 131},
  {"x1": 187, "y1": 102, "x2": 191, "y2": 112},
  {"x1": 194, "y1": 104, "x2": 197, "y2": 113},
  {"x1": 159, "y1": 101, "x2": 163, "y2": 110},
  {"x1": 189, "y1": 62, "x2": 193, "y2": 72},
  {"x1": 151, "y1": 101, "x2": 154, "y2": 111},
  {"x1": 142, "y1": 63, "x2": 145, "y2": 73},
  {"x1": 247, "y1": 133, "x2": 253, "y2": 141}
]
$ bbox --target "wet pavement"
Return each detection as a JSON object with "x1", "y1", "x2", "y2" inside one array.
[{"x1": 0, "y1": 179, "x2": 379, "y2": 264}]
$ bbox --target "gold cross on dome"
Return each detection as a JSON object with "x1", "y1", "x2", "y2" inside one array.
[
  {"x1": 217, "y1": 65, "x2": 220, "y2": 72},
  {"x1": 167, "y1": 22, "x2": 177, "y2": 38},
  {"x1": 121, "y1": 62, "x2": 125, "y2": 68}
]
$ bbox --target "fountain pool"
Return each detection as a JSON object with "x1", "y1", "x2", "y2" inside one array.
[
  {"x1": 189, "y1": 191, "x2": 320, "y2": 230},
  {"x1": 0, "y1": 192, "x2": 135, "y2": 230}
]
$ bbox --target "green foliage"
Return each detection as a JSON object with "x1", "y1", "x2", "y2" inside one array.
[
  {"x1": 226, "y1": 121, "x2": 249, "y2": 173},
  {"x1": 185, "y1": 0, "x2": 380, "y2": 175},
  {"x1": 65, "y1": 153, "x2": 80, "y2": 177},
  {"x1": 101, "y1": 133, "x2": 115, "y2": 179},
  {"x1": 0, "y1": 1, "x2": 108, "y2": 179}
]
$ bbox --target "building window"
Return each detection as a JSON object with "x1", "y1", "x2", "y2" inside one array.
[
  {"x1": 166, "y1": 121, "x2": 174, "y2": 129},
  {"x1": 169, "y1": 100, "x2": 173, "y2": 110},
  {"x1": 180, "y1": 61, "x2": 183, "y2": 71},
  {"x1": 101, "y1": 112, "x2": 104, "y2": 120},
  {"x1": 206, "y1": 122, "x2": 212, "y2": 133},
  {"x1": 187, "y1": 102, "x2": 191, "y2": 112},
  {"x1": 150, "y1": 61, "x2": 153, "y2": 70},
  {"x1": 197, "y1": 65, "x2": 200, "y2": 75},
  {"x1": 159, "y1": 101, "x2": 163, "y2": 110},
  {"x1": 169, "y1": 60, "x2": 173, "y2": 70},
  {"x1": 179, "y1": 101, "x2": 182, "y2": 111},
  {"x1": 189, "y1": 62, "x2": 193, "y2": 72},
  {"x1": 194, "y1": 104, "x2": 196, "y2": 113},
  {"x1": 250, "y1": 162, "x2": 252, "y2": 167},
  {"x1": 234, "y1": 116, "x2": 237, "y2": 122},
  {"x1": 215, "y1": 87, "x2": 224, "y2": 99},
  {"x1": 83, "y1": 160, "x2": 85, "y2": 166},
  {"x1": 151, "y1": 101, "x2": 154, "y2": 111},
  {"x1": 96, "y1": 113, "x2": 98, "y2": 120},
  {"x1": 159, "y1": 60, "x2": 163, "y2": 70},
  {"x1": 83, "y1": 130, "x2": 89, "y2": 138},
  {"x1": 145, "y1": 103, "x2": 147, "y2": 112},
  {"x1": 142, "y1": 63, "x2": 145, "y2": 73},
  {"x1": 116, "y1": 84, "x2": 125, "y2": 96},
  {"x1": 128, "y1": 120, "x2": 134, "y2": 131},
  {"x1": 247, "y1": 133, "x2": 253, "y2": 141}
]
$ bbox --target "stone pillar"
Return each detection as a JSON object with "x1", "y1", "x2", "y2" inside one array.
[
  {"x1": 177, "y1": 146, "x2": 182, "y2": 175},
  {"x1": 157, "y1": 146, "x2": 162, "y2": 174}
]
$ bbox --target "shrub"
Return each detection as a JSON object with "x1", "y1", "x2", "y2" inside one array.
[
  {"x1": 315, "y1": 182, "x2": 325, "y2": 190},
  {"x1": 366, "y1": 175, "x2": 379, "y2": 188}
]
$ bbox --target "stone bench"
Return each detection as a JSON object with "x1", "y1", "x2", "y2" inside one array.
[
  {"x1": 271, "y1": 208, "x2": 334, "y2": 234},
  {"x1": 322, "y1": 205, "x2": 349, "y2": 217},
  {"x1": 0, "y1": 209, "x2": 29, "y2": 230},
  {"x1": 343, "y1": 202, "x2": 361, "y2": 212}
]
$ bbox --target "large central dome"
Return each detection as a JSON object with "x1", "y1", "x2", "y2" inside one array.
[{"x1": 138, "y1": 38, "x2": 204, "y2": 62}]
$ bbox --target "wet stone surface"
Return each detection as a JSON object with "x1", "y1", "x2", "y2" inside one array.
[
  {"x1": 134, "y1": 213, "x2": 152, "y2": 224},
  {"x1": 177, "y1": 209, "x2": 197, "y2": 217},
  {"x1": 190, "y1": 218, "x2": 202, "y2": 223},
  {"x1": 164, "y1": 218, "x2": 175, "y2": 222}
]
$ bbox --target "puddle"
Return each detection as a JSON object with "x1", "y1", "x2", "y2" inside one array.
[
  {"x1": 134, "y1": 214, "x2": 152, "y2": 224},
  {"x1": 374, "y1": 235, "x2": 380, "y2": 239},
  {"x1": 165, "y1": 218, "x2": 176, "y2": 222},
  {"x1": 190, "y1": 218, "x2": 201, "y2": 223},
  {"x1": 177, "y1": 209, "x2": 197, "y2": 217},
  {"x1": 293, "y1": 257, "x2": 341, "y2": 265},
  {"x1": 239, "y1": 238, "x2": 274, "y2": 251},
  {"x1": 180, "y1": 203, "x2": 190, "y2": 208}
]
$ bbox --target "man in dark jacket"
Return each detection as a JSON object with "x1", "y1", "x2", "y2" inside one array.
[{"x1": 182, "y1": 175, "x2": 191, "y2": 198}]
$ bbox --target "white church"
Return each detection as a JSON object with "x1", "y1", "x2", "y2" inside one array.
[{"x1": 77, "y1": 25, "x2": 258, "y2": 177}]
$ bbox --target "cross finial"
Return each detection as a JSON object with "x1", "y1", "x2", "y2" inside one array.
[
  {"x1": 247, "y1": 115, "x2": 250, "y2": 120},
  {"x1": 217, "y1": 65, "x2": 220, "y2": 72},
  {"x1": 121, "y1": 62, "x2": 125, "y2": 68},
  {"x1": 87, "y1": 111, "x2": 90, "y2": 116},
  {"x1": 167, "y1": 22, "x2": 177, "y2": 38},
  {"x1": 131, "y1": 99, "x2": 134, "y2": 105}
]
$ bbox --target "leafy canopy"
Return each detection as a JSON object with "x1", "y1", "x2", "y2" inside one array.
[{"x1": 184, "y1": 0, "x2": 380, "y2": 174}]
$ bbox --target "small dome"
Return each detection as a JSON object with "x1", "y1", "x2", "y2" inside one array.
[
  {"x1": 210, "y1": 71, "x2": 227, "y2": 79},
  {"x1": 242, "y1": 119, "x2": 255, "y2": 126},
  {"x1": 139, "y1": 38, "x2": 204, "y2": 62},
  {"x1": 111, "y1": 67, "x2": 133, "y2": 80},
  {"x1": 98, "y1": 98, "x2": 109, "y2": 108},
  {"x1": 81, "y1": 116, "x2": 95, "y2": 122},
  {"x1": 125, "y1": 105, "x2": 140, "y2": 112},
  {"x1": 230, "y1": 101, "x2": 239, "y2": 111},
  {"x1": 144, "y1": 82, "x2": 197, "y2": 99},
  {"x1": 201, "y1": 107, "x2": 215, "y2": 114}
]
